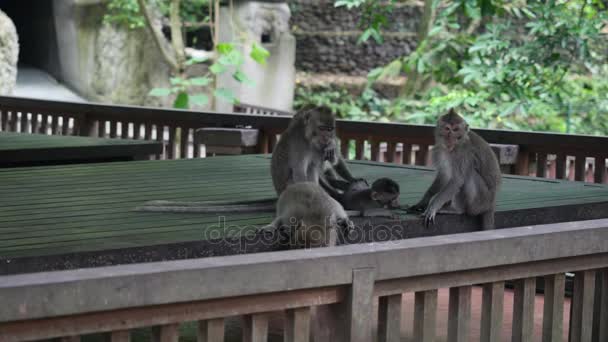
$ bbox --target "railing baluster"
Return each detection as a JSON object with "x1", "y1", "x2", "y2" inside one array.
[
  {"x1": 480, "y1": 281, "x2": 504, "y2": 342},
  {"x1": 197, "y1": 318, "x2": 224, "y2": 342},
  {"x1": 512, "y1": 277, "x2": 535, "y2": 342},
  {"x1": 180, "y1": 127, "x2": 189, "y2": 159},
  {"x1": 97, "y1": 120, "x2": 106, "y2": 138},
  {"x1": 378, "y1": 294, "x2": 401, "y2": 342},
  {"x1": 10, "y1": 111, "x2": 18, "y2": 132},
  {"x1": 151, "y1": 324, "x2": 179, "y2": 342},
  {"x1": 536, "y1": 153, "x2": 547, "y2": 178},
  {"x1": 542, "y1": 273, "x2": 565, "y2": 342},
  {"x1": 340, "y1": 137, "x2": 350, "y2": 160},
  {"x1": 515, "y1": 146, "x2": 531, "y2": 176},
  {"x1": 574, "y1": 155, "x2": 586, "y2": 182},
  {"x1": 596, "y1": 270, "x2": 608, "y2": 342},
  {"x1": 110, "y1": 121, "x2": 118, "y2": 138},
  {"x1": 285, "y1": 307, "x2": 311, "y2": 342},
  {"x1": 51, "y1": 115, "x2": 59, "y2": 134},
  {"x1": 62, "y1": 117, "x2": 70, "y2": 135},
  {"x1": 386, "y1": 141, "x2": 397, "y2": 164},
  {"x1": 594, "y1": 156, "x2": 606, "y2": 184},
  {"x1": 242, "y1": 313, "x2": 268, "y2": 342},
  {"x1": 401, "y1": 143, "x2": 412, "y2": 164},
  {"x1": 347, "y1": 267, "x2": 375, "y2": 342},
  {"x1": 415, "y1": 145, "x2": 429, "y2": 166},
  {"x1": 355, "y1": 139, "x2": 365, "y2": 160},
  {"x1": 413, "y1": 290, "x2": 438, "y2": 342},
  {"x1": 156, "y1": 125, "x2": 165, "y2": 159},
  {"x1": 20, "y1": 112, "x2": 28, "y2": 133},
  {"x1": 31, "y1": 113, "x2": 39, "y2": 133},
  {"x1": 555, "y1": 153, "x2": 567, "y2": 179},
  {"x1": 570, "y1": 270, "x2": 596, "y2": 342},
  {"x1": 0, "y1": 110, "x2": 4, "y2": 131},
  {"x1": 257, "y1": 130, "x2": 270, "y2": 154},
  {"x1": 121, "y1": 122, "x2": 129, "y2": 139},
  {"x1": 109, "y1": 330, "x2": 130, "y2": 342},
  {"x1": 167, "y1": 126, "x2": 176, "y2": 159},
  {"x1": 448, "y1": 286, "x2": 472, "y2": 342},
  {"x1": 370, "y1": 139, "x2": 381, "y2": 162}
]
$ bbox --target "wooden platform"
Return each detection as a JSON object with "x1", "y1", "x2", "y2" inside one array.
[
  {"x1": 1, "y1": 155, "x2": 607, "y2": 274},
  {"x1": 0, "y1": 132, "x2": 162, "y2": 166}
]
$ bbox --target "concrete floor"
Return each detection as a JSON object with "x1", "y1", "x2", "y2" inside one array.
[{"x1": 12, "y1": 66, "x2": 86, "y2": 102}]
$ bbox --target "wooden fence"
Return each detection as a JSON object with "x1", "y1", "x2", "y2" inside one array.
[
  {"x1": 1, "y1": 219, "x2": 608, "y2": 342},
  {"x1": 0, "y1": 96, "x2": 606, "y2": 183}
]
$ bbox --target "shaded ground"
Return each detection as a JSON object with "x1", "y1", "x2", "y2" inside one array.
[{"x1": 13, "y1": 65, "x2": 85, "y2": 102}]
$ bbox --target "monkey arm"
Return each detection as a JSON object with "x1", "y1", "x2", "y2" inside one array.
[
  {"x1": 423, "y1": 177, "x2": 464, "y2": 226},
  {"x1": 409, "y1": 176, "x2": 441, "y2": 211},
  {"x1": 319, "y1": 176, "x2": 343, "y2": 201},
  {"x1": 334, "y1": 157, "x2": 357, "y2": 182}
]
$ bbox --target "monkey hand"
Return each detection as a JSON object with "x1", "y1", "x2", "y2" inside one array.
[
  {"x1": 422, "y1": 205, "x2": 439, "y2": 228},
  {"x1": 324, "y1": 146, "x2": 338, "y2": 164}
]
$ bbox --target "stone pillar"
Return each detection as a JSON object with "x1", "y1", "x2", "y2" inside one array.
[
  {"x1": 216, "y1": 1, "x2": 296, "y2": 112},
  {"x1": 0, "y1": 10, "x2": 19, "y2": 95}
]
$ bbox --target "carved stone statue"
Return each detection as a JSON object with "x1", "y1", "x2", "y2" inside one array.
[{"x1": 0, "y1": 10, "x2": 19, "y2": 95}]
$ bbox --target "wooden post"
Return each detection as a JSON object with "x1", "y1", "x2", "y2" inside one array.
[
  {"x1": 109, "y1": 330, "x2": 130, "y2": 342},
  {"x1": 480, "y1": 281, "x2": 504, "y2": 342},
  {"x1": 371, "y1": 139, "x2": 381, "y2": 162},
  {"x1": 402, "y1": 144, "x2": 412, "y2": 164},
  {"x1": 512, "y1": 278, "x2": 535, "y2": 342},
  {"x1": 378, "y1": 294, "x2": 402, "y2": 342},
  {"x1": 555, "y1": 153, "x2": 567, "y2": 179},
  {"x1": 570, "y1": 271, "x2": 596, "y2": 342},
  {"x1": 594, "y1": 156, "x2": 606, "y2": 184},
  {"x1": 542, "y1": 273, "x2": 565, "y2": 342},
  {"x1": 413, "y1": 290, "x2": 438, "y2": 342},
  {"x1": 355, "y1": 139, "x2": 365, "y2": 160},
  {"x1": 536, "y1": 153, "x2": 547, "y2": 178},
  {"x1": 596, "y1": 270, "x2": 608, "y2": 342},
  {"x1": 574, "y1": 155, "x2": 586, "y2": 182},
  {"x1": 242, "y1": 313, "x2": 268, "y2": 342},
  {"x1": 347, "y1": 268, "x2": 376, "y2": 342},
  {"x1": 515, "y1": 146, "x2": 530, "y2": 176},
  {"x1": 447, "y1": 286, "x2": 472, "y2": 342},
  {"x1": 197, "y1": 318, "x2": 224, "y2": 342},
  {"x1": 415, "y1": 145, "x2": 428, "y2": 166},
  {"x1": 340, "y1": 137, "x2": 350, "y2": 160},
  {"x1": 284, "y1": 307, "x2": 311, "y2": 342},
  {"x1": 386, "y1": 141, "x2": 397, "y2": 164},
  {"x1": 151, "y1": 324, "x2": 180, "y2": 342}
]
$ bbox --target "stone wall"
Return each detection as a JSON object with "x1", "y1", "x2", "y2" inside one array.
[
  {"x1": 290, "y1": 0, "x2": 422, "y2": 75},
  {"x1": 0, "y1": 10, "x2": 18, "y2": 95}
]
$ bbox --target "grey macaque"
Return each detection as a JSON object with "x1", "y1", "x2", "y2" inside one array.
[
  {"x1": 409, "y1": 109, "x2": 501, "y2": 229},
  {"x1": 264, "y1": 182, "x2": 353, "y2": 248},
  {"x1": 341, "y1": 177, "x2": 400, "y2": 217}
]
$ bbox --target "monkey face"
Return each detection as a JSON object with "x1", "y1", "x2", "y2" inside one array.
[
  {"x1": 371, "y1": 178, "x2": 400, "y2": 208},
  {"x1": 437, "y1": 110, "x2": 469, "y2": 151},
  {"x1": 305, "y1": 110, "x2": 337, "y2": 151}
]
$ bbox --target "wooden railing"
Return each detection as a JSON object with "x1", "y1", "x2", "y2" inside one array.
[
  {"x1": 1, "y1": 219, "x2": 608, "y2": 341},
  {"x1": 0, "y1": 96, "x2": 606, "y2": 183}
]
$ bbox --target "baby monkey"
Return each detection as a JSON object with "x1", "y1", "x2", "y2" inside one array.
[
  {"x1": 264, "y1": 182, "x2": 353, "y2": 248},
  {"x1": 341, "y1": 178, "x2": 400, "y2": 217},
  {"x1": 409, "y1": 109, "x2": 501, "y2": 229}
]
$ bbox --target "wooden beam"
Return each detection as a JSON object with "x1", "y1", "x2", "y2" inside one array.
[{"x1": 347, "y1": 268, "x2": 376, "y2": 342}]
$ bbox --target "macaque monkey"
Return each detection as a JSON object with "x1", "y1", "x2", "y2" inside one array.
[
  {"x1": 137, "y1": 108, "x2": 356, "y2": 213},
  {"x1": 341, "y1": 178, "x2": 400, "y2": 216},
  {"x1": 271, "y1": 107, "x2": 354, "y2": 198},
  {"x1": 409, "y1": 109, "x2": 501, "y2": 229},
  {"x1": 264, "y1": 182, "x2": 353, "y2": 248}
]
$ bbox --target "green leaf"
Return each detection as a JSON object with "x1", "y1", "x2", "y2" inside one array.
[
  {"x1": 170, "y1": 77, "x2": 184, "y2": 86},
  {"x1": 190, "y1": 94, "x2": 209, "y2": 106},
  {"x1": 218, "y1": 50, "x2": 245, "y2": 66},
  {"x1": 214, "y1": 88, "x2": 237, "y2": 103},
  {"x1": 216, "y1": 43, "x2": 234, "y2": 55},
  {"x1": 189, "y1": 77, "x2": 211, "y2": 86},
  {"x1": 250, "y1": 43, "x2": 270, "y2": 65},
  {"x1": 209, "y1": 63, "x2": 226, "y2": 75},
  {"x1": 148, "y1": 88, "x2": 172, "y2": 97},
  {"x1": 233, "y1": 70, "x2": 255, "y2": 86},
  {"x1": 173, "y1": 92, "x2": 189, "y2": 109}
]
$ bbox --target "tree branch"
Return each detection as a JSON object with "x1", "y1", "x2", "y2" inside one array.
[
  {"x1": 137, "y1": 0, "x2": 179, "y2": 71},
  {"x1": 170, "y1": 0, "x2": 186, "y2": 71}
]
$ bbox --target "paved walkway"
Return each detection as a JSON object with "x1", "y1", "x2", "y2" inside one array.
[{"x1": 13, "y1": 66, "x2": 86, "y2": 102}]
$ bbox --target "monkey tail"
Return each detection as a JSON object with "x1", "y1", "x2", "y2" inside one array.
[
  {"x1": 135, "y1": 198, "x2": 277, "y2": 213},
  {"x1": 480, "y1": 211, "x2": 495, "y2": 230}
]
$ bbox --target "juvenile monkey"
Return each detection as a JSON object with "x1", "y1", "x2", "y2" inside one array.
[
  {"x1": 342, "y1": 178, "x2": 400, "y2": 216},
  {"x1": 264, "y1": 182, "x2": 353, "y2": 248},
  {"x1": 409, "y1": 109, "x2": 501, "y2": 229}
]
